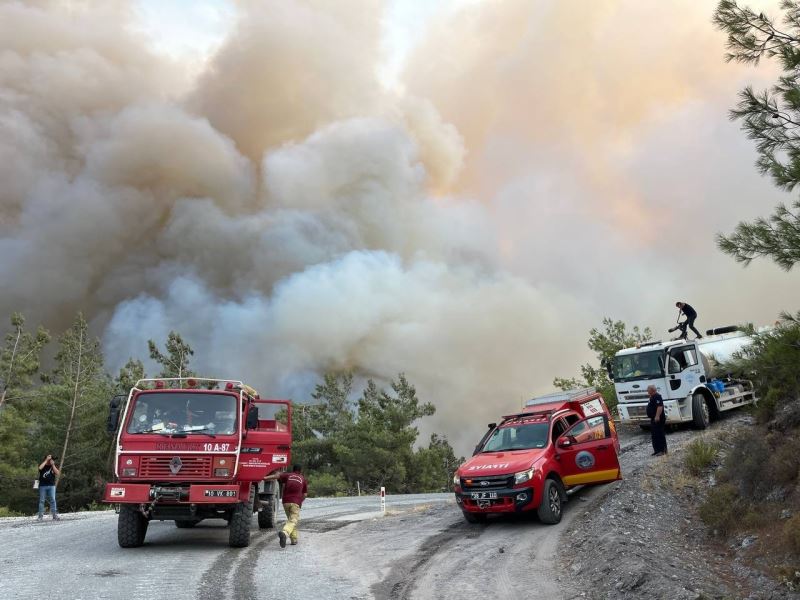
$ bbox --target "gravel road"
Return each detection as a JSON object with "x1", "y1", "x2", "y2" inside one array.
[{"x1": 0, "y1": 426, "x2": 706, "y2": 600}]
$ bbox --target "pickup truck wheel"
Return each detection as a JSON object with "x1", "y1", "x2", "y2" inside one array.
[
  {"x1": 258, "y1": 494, "x2": 277, "y2": 529},
  {"x1": 229, "y1": 486, "x2": 254, "y2": 548},
  {"x1": 462, "y1": 511, "x2": 487, "y2": 524},
  {"x1": 118, "y1": 505, "x2": 148, "y2": 548},
  {"x1": 692, "y1": 393, "x2": 709, "y2": 429},
  {"x1": 175, "y1": 519, "x2": 201, "y2": 528},
  {"x1": 537, "y1": 479, "x2": 563, "y2": 525}
]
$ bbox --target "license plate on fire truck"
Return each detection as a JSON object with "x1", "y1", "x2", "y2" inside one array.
[
  {"x1": 204, "y1": 490, "x2": 237, "y2": 498},
  {"x1": 470, "y1": 492, "x2": 497, "y2": 500}
]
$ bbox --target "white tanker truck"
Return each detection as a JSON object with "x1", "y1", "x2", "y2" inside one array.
[{"x1": 611, "y1": 326, "x2": 762, "y2": 429}]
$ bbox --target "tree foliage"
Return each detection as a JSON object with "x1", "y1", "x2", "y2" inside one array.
[
  {"x1": 0, "y1": 312, "x2": 50, "y2": 412},
  {"x1": 554, "y1": 318, "x2": 652, "y2": 411},
  {"x1": 713, "y1": 0, "x2": 800, "y2": 269},
  {"x1": 148, "y1": 331, "x2": 195, "y2": 378}
]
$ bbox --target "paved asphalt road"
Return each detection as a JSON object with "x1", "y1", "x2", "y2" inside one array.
[{"x1": 0, "y1": 493, "x2": 451, "y2": 600}]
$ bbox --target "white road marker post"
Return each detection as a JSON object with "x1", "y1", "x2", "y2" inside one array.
[{"x1": 380, "y1": 486, "x2": 386, "y2": 515}]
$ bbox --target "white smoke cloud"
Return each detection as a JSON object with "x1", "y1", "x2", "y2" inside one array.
[{"x1": 3, "y1": 0, "x2": 799, "y2": 455}]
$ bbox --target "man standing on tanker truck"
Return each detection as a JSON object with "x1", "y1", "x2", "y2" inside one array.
[
  {"x1": 264, "y1": 465, "x2": 307, "y2": 548},
  {"x1": 676, "y1": 301, "x2": 703, "y2": 339}
]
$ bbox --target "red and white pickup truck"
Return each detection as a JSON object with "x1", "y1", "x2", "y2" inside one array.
[{"x1": 453, "y1": 388, "x2": 621, "y2": 524}]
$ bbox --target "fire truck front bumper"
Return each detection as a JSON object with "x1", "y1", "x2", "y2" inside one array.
[
  {"x1": 103, "y1": 483, "x2": 241, "y2": 504},
  {"x1": 454, "y1": 485, "x2": 536, "y2": 513}
]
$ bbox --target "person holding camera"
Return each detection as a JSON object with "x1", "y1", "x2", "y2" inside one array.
[{"x1": 37, "y1": 454, "x2": 60, "y2": 521}]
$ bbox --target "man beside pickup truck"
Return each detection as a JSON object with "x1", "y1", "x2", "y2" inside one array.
[{"x1": 675, "y1": 301, "x2": 703, "y2": 339}]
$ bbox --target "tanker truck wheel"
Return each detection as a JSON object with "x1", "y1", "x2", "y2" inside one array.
[
  {"x1": 229, "y1": 486, "x2": 254, "y2": 548},
  {"x1": 118, "y1": 505, "x2": 148, "y2": 548},
  {"x1": 258, "y1": 494, "x2": 277, "y2": 529},
  {"x1": 692, "y1": 393, "x2": 710, "y2": 429}
]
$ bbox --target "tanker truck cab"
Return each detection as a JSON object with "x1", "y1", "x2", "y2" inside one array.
[
  {"x1": 454, "y1": 389, "x2": 621, "y2": 525},
  {"x1": 611, "y1": 328, "x2": 759, "y2": 429},
  {"x1": 104, "y1": 378, "x2": 291, "y2": 548}
]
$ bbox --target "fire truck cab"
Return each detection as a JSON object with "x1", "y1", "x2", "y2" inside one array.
[
  {"x1": 454, "y1": 388, "x2": 621, "y2": 524},
  {"x1": 104, "y1": 377, "x2": 291, "y2": 548}
]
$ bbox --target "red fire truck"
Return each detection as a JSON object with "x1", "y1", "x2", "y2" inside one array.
[
  {"x1": 104, "y1": 377, "x2": 291, "y2": 548},
  {"x1": 454, "y1": 388, "x2": 621, "y2": 524}
]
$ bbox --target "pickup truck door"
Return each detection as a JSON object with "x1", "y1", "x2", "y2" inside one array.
[{"x1": 556, "y1": 415, "x2": 621, "y2": 487}]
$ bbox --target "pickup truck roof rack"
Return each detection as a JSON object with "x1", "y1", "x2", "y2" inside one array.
[{"x1": 525, "y1": 387, "x2": 597, "y2": 407}]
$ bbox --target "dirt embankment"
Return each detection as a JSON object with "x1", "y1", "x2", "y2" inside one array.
[{"x1": 559, "y1": 417, "x2": 800, "y2": 600}]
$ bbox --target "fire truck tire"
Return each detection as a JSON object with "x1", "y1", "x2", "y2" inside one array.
[
  {"x1": 229, "y1": 486, "x2": 254, "y2": 548},
  {"x1": 258, "y1": 494, "x2": 277, "y2": 529},
  {"x1": 175, "y1": 519, "x2": 201, "y2": 528},
  {"x1": 537, "y1": 479, "x2": 563, "y2": 525},
  {"x1": 691, "y1": 393, "x2": 709, "y2": 429},
  {"x1": 118, "y1": 505, "x2": 148, "y2": 548},
  {"x1": 462, "y1": 511, "x2": 487, "y2": 524}
]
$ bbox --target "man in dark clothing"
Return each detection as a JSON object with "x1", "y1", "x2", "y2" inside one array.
[
  {"x1": 265, "y1": 465, "x2": 307, "y2": 548},
  {"x1": 675, "y1": 301, "x2": 703, "y2": 339},
  {"x1": 646, "y1": 385, "x2": 668, "y2": 456},
  {"x1": 37, "y1": 454, "x2": 60, "y2": 521}
]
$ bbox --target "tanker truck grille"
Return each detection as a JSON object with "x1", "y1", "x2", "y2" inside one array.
[
  {"x1": 625, "y1": 405, "x2": 648, "y2": 417},
  {"x1": 140, "y1": 456, "x2": 213, "y2": 479},
  {"x1": 461, "y1": 475, "x2": 514, "y2": 490},
  {"x1": 623, "y1": 394, "x2": 650, "y2": 401}
]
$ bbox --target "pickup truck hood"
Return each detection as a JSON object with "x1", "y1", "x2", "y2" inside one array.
[{"x1": 459, "y1": 449, "x2": 545, "y2": 477}]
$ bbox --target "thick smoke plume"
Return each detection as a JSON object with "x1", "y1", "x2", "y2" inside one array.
[{"x1": 2, "y1": 0, "x2": 799, "y2": 453}]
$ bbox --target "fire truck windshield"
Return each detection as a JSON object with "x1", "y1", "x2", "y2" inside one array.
[
  {"x1": 611, "y1": 350, "x2": 664, "y2": 382},
  {"x1": 126, "y1": 392, "x2": 237, "y2": 435},
  {"x1": 480, "y1": 422, "x2": 548, "y2": 452}
]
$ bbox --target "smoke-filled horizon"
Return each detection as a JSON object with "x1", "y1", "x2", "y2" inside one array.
[{"x1": 2, "y1": 0, "x2": 799, "y2": 454}]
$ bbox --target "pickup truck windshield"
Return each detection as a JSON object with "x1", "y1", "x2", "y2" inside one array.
[
  {"x1": 611, "y1": 350, "x2": 664, "y2": 382},
  {"x1": 481, "y1": 422, "x2": 549, "y2": 452},
  {"x1": 126, "y1": 392, "x2": 237, "y2": 435}
]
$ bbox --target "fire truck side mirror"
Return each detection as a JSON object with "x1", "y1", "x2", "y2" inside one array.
[
  {"x1": 246, "y1": 405, "x2": 259, "y2": 430},
  {"x1": 107, "y1": 395, "x2": 125, "y2": 435}
]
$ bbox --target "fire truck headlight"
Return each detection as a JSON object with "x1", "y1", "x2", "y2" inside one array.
[
  {"x1": 514, "y1": 467, "x2": 535, "y2": 485},
  {"x1": 214, "y1": 468, "x2": 230, "y2": 477},
  {"x1": 122, "y1": 468, "x2": 137, "y2": 477}
]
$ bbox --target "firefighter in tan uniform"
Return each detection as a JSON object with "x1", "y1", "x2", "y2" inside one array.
[{"x1": 265, "y1": 464, "x2": 308, "y2": 547}]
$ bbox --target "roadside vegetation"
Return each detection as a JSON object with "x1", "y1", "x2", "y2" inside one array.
[{"x1": 0, "y1": 312, "x2": 458, "y2": 516}]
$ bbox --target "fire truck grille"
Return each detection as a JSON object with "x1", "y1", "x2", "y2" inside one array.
[
  {"x1": 461, "y1": 475, "x2": 514, "y2": 490},
  {"x1": 140, "y1": 456, "x2": 213, "y2": 479},
  {"x1": 624, "y1": 394, "x2": 650, "y2": 401},
  {"x1": 625, "y1": 405, "x2": 648, "y2": 417}
]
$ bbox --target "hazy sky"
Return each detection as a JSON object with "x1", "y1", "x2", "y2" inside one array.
[{"x1": 2, "y1": 0, "x2": 797, "y2": 454}]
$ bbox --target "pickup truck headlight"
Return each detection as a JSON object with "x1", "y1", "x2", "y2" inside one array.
[
  {"x1": 453, "y1": 473, "x2": 460, "y2": 487},
  {"x1": 514, "y1": 467, "x2": 535, "y2": 485}
]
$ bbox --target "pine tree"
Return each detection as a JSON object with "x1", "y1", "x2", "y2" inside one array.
[
  {"x1": 148, "y1": 331, "x2": 195, "y2": 378},
  {"x1": 39, "y1": 313, "x2": 111, "y2": 507},
  {"x1": 713, "y1": 1, "x2": 800, "y2": 269},
  {"x1": 0, "y1": 313, "x2": 50, "y2": 413}
]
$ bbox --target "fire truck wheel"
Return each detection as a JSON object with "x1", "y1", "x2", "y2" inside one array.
[
  {"x1": 691, "y1": 393, "x2": 709, "y2": 429},
  {"x1": 258, "y1": 494, "x2": 277, "y2": 529},
  {"x1": 537, "y1": 479, "x2": 563, "y2": 524},
  {"x1": 462, "y1": 511, "x2": 487, "y2": 524},
  {"x1": 229, "y1": 486, "x2": 254, "y2": 548},
  {"x1": 175, "y1": 519, "x2": 201, "y2": 528},
  {"x1": 118, "y1": 505, "x2": 148, "y2": 548}
]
